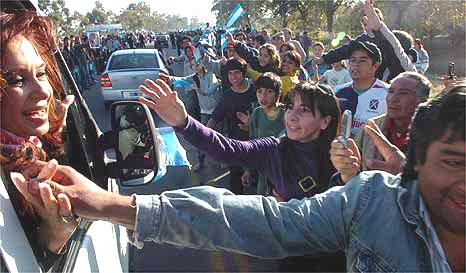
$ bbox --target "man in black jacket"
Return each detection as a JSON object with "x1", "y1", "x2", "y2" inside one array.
[{"x1": 313, "y1": 0, "x2": 416, "y2": 82}]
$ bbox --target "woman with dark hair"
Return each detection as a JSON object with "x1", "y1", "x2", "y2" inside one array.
[
  {"x1": 0, "y1": 11, "x2": 76, "y2": 270},
  {"x1": 139, "y1": 80, "x2": 341, "y2": 201}
]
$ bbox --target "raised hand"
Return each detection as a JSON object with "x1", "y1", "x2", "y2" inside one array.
[
  {"x1": 158, "y1": 72, "x2": 171, "y2": 82},
  {"x1": 330, "y1": 138, "x2": 361, "y2": 184},
  {"x1": 364, "y1": 120, "x2": 406, "y2": 174},
  {"x1": 139, "y1": 79, "x2": 189, "y2": 128},
  {"x1": 364, "y1": 0, "x2": 383, "y2": 32}
]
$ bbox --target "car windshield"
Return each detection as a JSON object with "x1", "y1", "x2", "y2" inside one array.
[{"x1": 109, "y1": 53, "x2": 159, "y2": 70}]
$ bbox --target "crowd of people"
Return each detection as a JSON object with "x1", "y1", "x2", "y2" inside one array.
[{"x1": 0, "y1": 0, "x2": 464, "y2": 272}]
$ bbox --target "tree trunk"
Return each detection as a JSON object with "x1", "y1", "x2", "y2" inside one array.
[{"x1": 326, "y1": 0, "x2": 334, "y2": 33}]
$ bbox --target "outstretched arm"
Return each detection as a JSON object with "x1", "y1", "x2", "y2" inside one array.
[
  {"x1": 17, "y1": 161, "x2": 364, "y2": 258},
  {"x1": 138, "y1": 79, "x2": 274, "y2": 169}
]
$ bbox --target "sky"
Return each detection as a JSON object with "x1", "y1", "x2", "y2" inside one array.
[{"x1": 64, "y1": 0, "x2": 217, "y2": 24}]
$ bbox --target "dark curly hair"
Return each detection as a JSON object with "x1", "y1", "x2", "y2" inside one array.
[{"x1": 402, "y1": 84, "x2": 466, "y2": 182}]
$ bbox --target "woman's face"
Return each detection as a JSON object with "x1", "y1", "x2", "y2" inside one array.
[
  {"x1": 281, "y1": 56, "x2": 298, "y2": 75},
  {"x1": 259, "y1": 48, "x2": 273, "y2": 67},
  {"x1": 285, "y1": 94, "x2": 330, "y2": 143},
  {"x1": 1, "y1": 36, "x2": 52, "y2": 137}
]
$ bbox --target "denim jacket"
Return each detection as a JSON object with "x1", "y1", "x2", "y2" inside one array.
[{"x1": 133, "y1": 171, "x2": 435, "y2": 272}]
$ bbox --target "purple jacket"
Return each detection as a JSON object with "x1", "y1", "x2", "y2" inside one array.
[{"x1": 175, "y1": 116, "x2": 335, "y2": 201}]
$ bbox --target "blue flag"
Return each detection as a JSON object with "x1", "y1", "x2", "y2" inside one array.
[
  {"x1": 154, "y1": 127, "x2": 191, "y2": 181},
  {"x1": 226, "y1": 3, "x2": 245, "y2": 29},
  {"x1": 221, "y1": 27, "x2": 238, "y2": 51}
]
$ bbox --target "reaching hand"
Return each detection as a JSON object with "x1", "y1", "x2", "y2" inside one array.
[
  {"x1": 10, "y1": 159, "x2": 77, "y2": 253},
  {"x1": 330, "y1": 138, "x2": 361, "y2": 184},
  {"x1": 364, "y1": 120, "x2": 406, "y2": 174},
  {"x1": 364, "y1": 0, "x2": 383, "y2": 32},
  {"x1": 139, "y1": 79, "x2": 189, "y2": 128},
  {"x1": 54, "y1": 95, "x2": 75, "y2": 133},
  {"x1": 16, "y1": 160, "x2": 125, "y2": 222}
]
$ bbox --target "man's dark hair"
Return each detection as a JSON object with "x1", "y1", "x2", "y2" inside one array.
[
  {"x1": 402, "y1": 84, "x2": 466, "y2": 182},
  {"x1": 255, "y1": 72, "x2": 282, "y2": 99},
  {"x1": 224, "y1": 58, "x2": 247, "y2": 76},
  {"x1": 254, "y1": 35, "x2": 266, "y2": 46}
]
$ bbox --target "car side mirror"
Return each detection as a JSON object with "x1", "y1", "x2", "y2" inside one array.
[{"x1": 111, "y1": 101, "x2": 159, "y2": 186}]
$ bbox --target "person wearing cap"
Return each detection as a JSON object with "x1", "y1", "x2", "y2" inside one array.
[
  {"x1": 334, "y1": 40, "x2": 389, "y2": 137},
  {"x1": 332, "y1": 71, "x2": 432, "y2": 177},
  {"x1": 313, "y1": 0, "x2": 416, "y2": 82}
]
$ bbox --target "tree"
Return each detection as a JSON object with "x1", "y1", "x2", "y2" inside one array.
[
  {"x1": 86, "y1": 1, "x2": 110, "y2": 25},
  {"x1": 38, "y1": 0, "x2": 71, "y2": 36}
]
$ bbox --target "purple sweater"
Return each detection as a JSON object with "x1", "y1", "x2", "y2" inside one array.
[{"x1": 175, "y1": 116, "x2": 335, "y2": 201}]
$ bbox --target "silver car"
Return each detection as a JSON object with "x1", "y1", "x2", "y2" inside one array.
[{"x1": 101, "y1": 49, "x2": 169, "y2": 107}]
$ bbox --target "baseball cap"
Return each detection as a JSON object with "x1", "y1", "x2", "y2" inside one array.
[{"x1": 348, "y1": 40, "x2": 382, "y2": 64}]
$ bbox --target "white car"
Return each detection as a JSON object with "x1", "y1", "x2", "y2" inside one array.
[{"x1": 101, "y1": 49, "x2": 169, "y2": 108}]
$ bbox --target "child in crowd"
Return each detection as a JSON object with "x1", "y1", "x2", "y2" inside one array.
[
  {"x1": 278, "y1": 50, "x2": 301, "y2": 101},
  {"x1": 227, "y1": 32, "x2": 281, "y2": 75},
  {"x1": 206, "y1": 58, "x2": 257, "y2": 193},
  {"x1": 319, "y1": 60, "x2": 352, "y2": 91},
  {"x1": 242, "y1": 72, "x2": 285, "y2": 195},
  {"x1": 306, "y1": 42, "x2": 331, "y2": 78}
]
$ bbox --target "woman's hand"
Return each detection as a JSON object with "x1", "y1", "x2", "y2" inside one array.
[
  {"x1": 330, "y1": 138, "x2": 361, "y2": 184},
  {"x1": 54, "y1": 95, "x2": 75, "y2": 133},
  {"x1": 10, "y1": 160, "x2": 77, "y2": 253},
  {"x1": 15, "y1": 160, "x2": 137, "y2": 229},
  {"x1": 139, "y1": 79, "x2": 189, "y2": 128},
  {"x1": 158, "y1": 72, "x2": 171, "y2": 82}
]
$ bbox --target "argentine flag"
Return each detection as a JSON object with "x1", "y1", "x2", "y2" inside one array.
[{"x1": 226, "y1": 3, "x2": 245, "y2": 29}]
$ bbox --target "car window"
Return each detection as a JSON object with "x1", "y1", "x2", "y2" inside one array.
[{"x1": 109, "y1": 54, "x2": 160, "y2": 70}]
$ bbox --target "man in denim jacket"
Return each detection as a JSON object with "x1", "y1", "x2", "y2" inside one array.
[{"x1": 15, "y1": 85, "x2": 465, "y2": 272}]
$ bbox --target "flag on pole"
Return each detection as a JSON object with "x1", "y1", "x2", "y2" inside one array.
[
  {"x1": 221, "y1": 27, "x2": 238, "y2": 51},
  {"x1": 225, "y1": 3, "x2": 245, "y2": 29}
]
